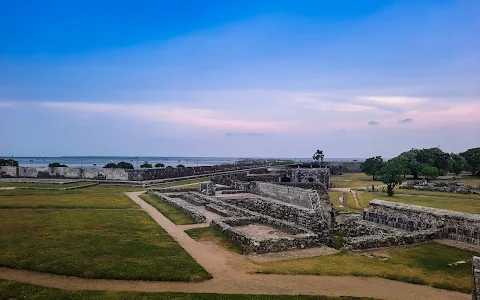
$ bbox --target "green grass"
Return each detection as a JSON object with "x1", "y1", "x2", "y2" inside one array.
[
  {"x1": 258, "y1": 242, "x2": 477, "y2": 293},
  {"x1": 0, "y1": 181, "x2": 92, "y2": 188},
  {"x1": 0, "y1": 209, "x2": 210, "y2": 281},
  {"x1": 140, "y1": 193, "x2": 197, "y2": 225},
  {"x1": 185, "y1": 227, "x2": 245, "y2": 254},
  {"x1": 460, "y1": 175, "x2": 480, "y2": 187},
  {"x1": 0, "y1": 280, "x2": 376, "y2": 300},
  {"x1": 331, "y1": 173, "x2": 382, "y2": 189},
  {"x1": 0, "y1": 185, "x2": 142, "y2": 209},
  {"x1": 328, "y1": 191, "x2": 360, "y2": 212},
  {"x1": 148, "y1": 177, "x2": 209, "y2": 189}
]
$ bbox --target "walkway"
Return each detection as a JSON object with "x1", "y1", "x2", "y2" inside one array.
[{"x1": 0, "y1": 191, "x2": 469, "y2": 300}]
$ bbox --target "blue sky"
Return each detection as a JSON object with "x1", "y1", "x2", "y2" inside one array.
[{"x1": 1, "y1": 0, "x2": 479, "y2": 158}]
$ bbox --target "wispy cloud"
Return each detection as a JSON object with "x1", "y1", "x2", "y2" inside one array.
[
  {"x1": 226, "y1": 132, "x2": 264, "y2": 137},
  {"x1": 368, "y1": 121, "x2": 380, "y2": 126},
  {"x1": 398, "y1": 118, "x2": 413, "y2": 124}
]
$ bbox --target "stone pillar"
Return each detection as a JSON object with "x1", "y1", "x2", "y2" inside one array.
[{"x1": 473, "y1": 256, "x2": 480, "y2": 300}]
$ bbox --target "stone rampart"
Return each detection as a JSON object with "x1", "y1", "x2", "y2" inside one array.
[
  {"x1": 364, "y1": 200, "x2": 480, "y2": 245},
  {"x1": 473, "y1": 256, "x2": 480, "y2": 300}
]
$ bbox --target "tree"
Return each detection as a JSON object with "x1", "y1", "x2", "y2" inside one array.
[
  {"x1": 154, "y1": 163, "x2": 165, "y2": 168},
  {"x1": 420, "y1": 165, "x2": 439, "y2": 181},
  {"x1": 49, "y1": 162, "x2": 68, "y2": 167},
  {"x1": 103, "y1": 162, "x2": 134, "y2": 169},
  {"x1": 0, "y1": 158, "x2": 19, "y2": 167},
  {"x1": 460, "y1": 147, "x2": 480, "y2": 176},
  {"x1": 104, "y1": 162, "x2": 117, "y2": 168},
  {"x1": 140, "y1": 163, "x2": 152, "y2": 168},
  {"x1": 177, "y1": 164, "x2": 185, "y2": 168},
  {"x1": 313, "y1": 149, "x2": 324, "y2": 164},
  {"x1": 116, "y1": 162, "x2": 134, "y2": 169},
  {"x1": 379, "y1": 161, "x2": 404, "y2": 196},
  {"x1": 450, "y1": 153, "x2": 466, "y2": 175},
  {"x1": 360, "y1": 156, "x2": 385, "y2": 181}
]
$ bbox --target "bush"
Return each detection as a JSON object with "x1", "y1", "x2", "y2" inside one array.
[
  {"x1": 140, "y1": 163, "x2": 153, "y2": 168},
  {"x1": 154, "y1": 163, "x2": 165, "y2": 168},
  {"x1": 103, "y1": 162, "x2": 134, "y2": 169},
  {"x1": 177, "y1": 164, "x2": 186, "y2": 168},
  {"x1": 49, "y1": 162, "x2": 68, "y2": 167},
  {"x1": 0, "y1": 158, "x2": 19, "y2": 167}
]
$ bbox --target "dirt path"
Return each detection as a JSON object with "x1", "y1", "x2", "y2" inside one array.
[{"x1": 0, "y1": 191, "x2": 469, "y2": 300}]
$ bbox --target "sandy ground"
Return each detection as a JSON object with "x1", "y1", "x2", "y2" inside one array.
[{"x1": 0, "y1": 191, "x2": 470, "y2": 300}]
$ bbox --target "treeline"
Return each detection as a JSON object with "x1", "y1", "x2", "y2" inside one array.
[{"x1": 361, "y1": 147, "x2": 480, "y2": 196}]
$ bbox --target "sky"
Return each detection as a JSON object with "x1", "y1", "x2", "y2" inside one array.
[{"x1": 1, "y1": 0, "x2": 479, "y2": 158}]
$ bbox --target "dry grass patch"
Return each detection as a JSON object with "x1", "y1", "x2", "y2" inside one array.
[{"x1": 258, "y1": 242, "x2": 477, "y2": 293}]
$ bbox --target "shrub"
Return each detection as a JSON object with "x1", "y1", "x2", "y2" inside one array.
[
  {"x1": 49, "y1": 162, "x2": 68, "y2": 167},
  {"x1": 0, "y1": 158, "x2": 19, "y2": 167},
  {"x1": 177, "y1": 164, "x2": 186, "y2": 168},
  {"x1": 103, "y1": 162, "x2": 134, "y2": 169},
  {"x1": 140, "y1": 163, "x2": 153, "y2": 168},
  {"x1": 154, "y1": 163, "x2": 165, "y2": 168}
]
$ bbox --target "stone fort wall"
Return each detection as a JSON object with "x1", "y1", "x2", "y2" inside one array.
[
  {"x1": 473, "y1": 256, "x2": 480, "y2": 300},
  {"x1": 364, "y1": 199, "x2": 480, "y2": 245}
]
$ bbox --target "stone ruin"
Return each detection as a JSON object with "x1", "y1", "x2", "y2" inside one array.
[
  {"x1": 400, "y1": 180, "x2": 480, "y2": 195},
  {"x1": 342, "y1": 199, "x2": 480, "y2": 250},
  {"x1": 147, "y1": 175, "x2": 334, "y2": 254}
]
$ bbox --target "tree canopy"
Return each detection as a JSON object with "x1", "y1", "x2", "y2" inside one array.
[
  {"x1": 0, "y1": 158, "x2": 19, "y2": 167},
  {"x1": 312, "y1": 149, "x2": 324, "y2": 164},
  {"x1": 379, "y1": 161, "x2": 405, "y2": 196},
  {"x1": 177, "y1": 164, "x2": 186, "y2": 168},
  {"x1": 360, "y1": 156, "x2": 385, "y2": 181},
  {"x1": 154, "y1": 163, "x2": 165, "y2": 168},
  {"x1": 140, "y1": 163, "x2": 153, "y2": 168},
  {"x1": 48, "y1": 162, "x2": 68, "y2": 167},
  {"x1": 460, "y1": 147, "x2": 480, "y2": 176},
  {"x1": 103, "y1": 162, "x2": 134, "y2": 169}
]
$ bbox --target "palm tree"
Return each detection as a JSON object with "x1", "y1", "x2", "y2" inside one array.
[{"x1": 313, "y1": 149, "x2": 324, "y2": 165}]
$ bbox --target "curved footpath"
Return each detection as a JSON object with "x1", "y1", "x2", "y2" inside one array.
[{"x1": 0, "y1": 191, "x2": 469, "y2": 300}]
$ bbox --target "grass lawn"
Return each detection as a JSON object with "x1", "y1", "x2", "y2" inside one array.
[
  {"x1": 354, "y1": 189, "x2": 480, "y2": 213},
  {"x1": 148, "y1": 177, "x2": 209, "y2": 189},
  {"x1": 0, "y1": 185, "x2": 142, "y2": 209},
  {"x1": 0, "y1": 209, "x2": 210, "y2": 281},
  {"x1": 0, "y1": 280, "x2": 376, "y2": 300},
  {"x1": 331, "y1": 173, "x2": 382, "y2": 189},
  {"x1": 185, "y1": 227, "x2": 244, "y2": 254},
  {"x1": 258, "y1": 242, "x2": 478, "y2": 293},
  {"x1": 0, "y1": 181, "x2": 92, "y2": 188},
  {"x1": 140, "y1": 193, "x2": 197, "y2": 225},
  {"x1": 460, "y1": 175, "x2": 480, "y2": 187},
  {"x1": 328, "y1": 190, "x2": 360, "y2": 212}
]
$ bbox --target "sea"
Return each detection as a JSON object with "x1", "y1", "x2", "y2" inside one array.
[{"x1": 5, "y1": 156, "x2": 363, "y2": 169}]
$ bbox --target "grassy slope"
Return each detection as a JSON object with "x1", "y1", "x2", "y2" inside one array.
[
  {"x1": 140, "y1": 194, "x2": 197, "y2": 225},
  {"x1": 0, "y1": 186, "x2": 142, "y2": 209},
  {"x1": 0, "y1": 280, "x2": 376, "y2": 300},
  {"x1": 148, "y1": 177, "x2": 209, "y2": 189},
  {"x1": 0, "y1": 181, "x2": 91, "y2": 188},
  {"x1": 0, "y1": 209, "x2": 210, "y2": 281},
  {"x1": 258, "y1": 243, "x2": 477, "y2": 293},
  {"x1": 185, "y1": 227, "x2": 244, "y2": 254}
]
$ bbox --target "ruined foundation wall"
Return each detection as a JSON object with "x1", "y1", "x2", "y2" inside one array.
[
  {"x1": 365, "y1": 200, "x2": 480, "y2": 245},
  {"x1": 221, "y1": 197, "x2": 330, "y2": 239},
  {"x1": 473, "y1": 256, "x2": 480, "y2": 300}
]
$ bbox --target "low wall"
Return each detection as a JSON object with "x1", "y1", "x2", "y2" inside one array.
[
  {"x1": 364, "y1": 200, "x2": 480, "y2": 245},
  {"x1": 221, "y1": 196, "x2": 330, "y2": 239},
  {"x1": 251, "y1": 182, "x2": 317, "y2": 209},
  {"x1": 473, "y1": 256, "x2": 480, "y2": 300},
  {"x1": 211, "y1": 216, "x2": 320, "y2": 254}
]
